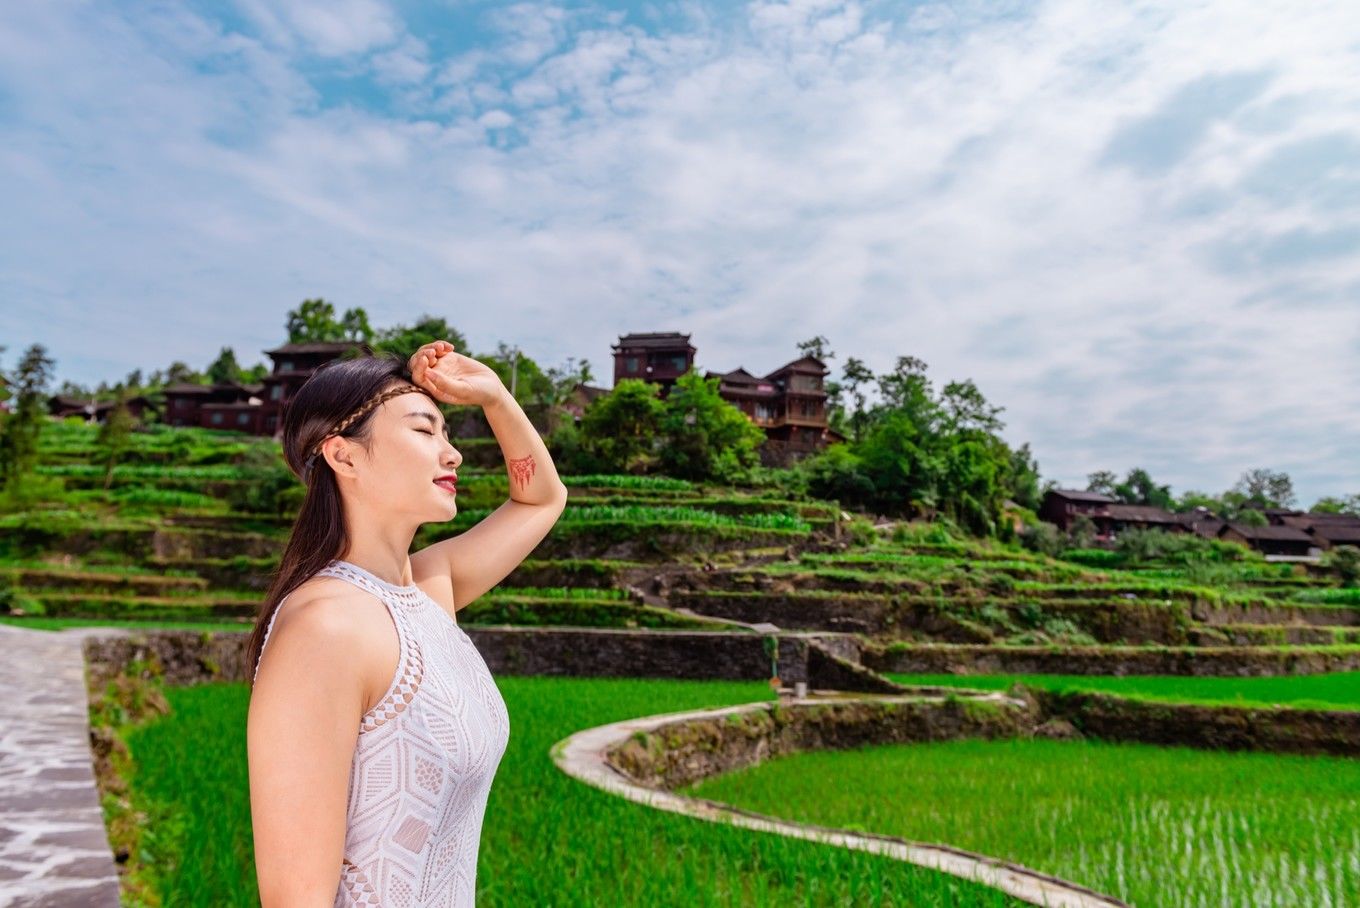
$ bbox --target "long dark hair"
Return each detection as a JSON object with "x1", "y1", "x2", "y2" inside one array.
[{"x1": 244, "y1": 352, "x2": 432, "y2": 691}]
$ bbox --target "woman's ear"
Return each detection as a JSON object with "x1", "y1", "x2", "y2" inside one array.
[{"x1": 324, "y1": 436, "x2": 360, "y2": 479}]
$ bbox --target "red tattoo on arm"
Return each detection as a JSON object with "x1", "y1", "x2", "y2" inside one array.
[{"x1": 507, "y1": 455, "x2": 536, "y2": 491}]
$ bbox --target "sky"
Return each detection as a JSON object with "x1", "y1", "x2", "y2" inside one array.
[{"x1": 2, "y1": 0, "x2": 1357, "y2": 506}]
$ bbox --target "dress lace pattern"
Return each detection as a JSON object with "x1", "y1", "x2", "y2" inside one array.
[{"x1": 254, "y1": 559, "x2": 511, "y2": 907}]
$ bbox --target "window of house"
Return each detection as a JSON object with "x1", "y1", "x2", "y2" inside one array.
[
  {"x1": 281, "y1": 360, "x2": 294, "y2": 372},
  {"x1": 238, "y1": 413, "x2": 250, "y2": 426},
  {"x1": 211, "y1": 413, "x2": 223, "y2": 425},
  {"x1": 270, "y1": 385, "x2": 282, "y2": 400},
  {"x1": 625, "y1": 356, "x2": 639, "y2": 372}
]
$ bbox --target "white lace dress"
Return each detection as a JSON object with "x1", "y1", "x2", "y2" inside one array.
[{"x1": 254, "y1": 559, "x2": 511, "y2": 906}]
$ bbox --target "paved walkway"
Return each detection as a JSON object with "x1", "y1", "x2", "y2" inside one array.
[
  {"x1": 552, "y1": 692, "x2": 1130, "y2": 908},
  {"x1": 0, "y1": 625, "x2": 131, "y2": 908}
]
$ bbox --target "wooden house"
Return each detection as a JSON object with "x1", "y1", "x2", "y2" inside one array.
[
  {"x1": 1217, "y1": 523, "x2": 1318, "y2": 558},
  {"x1": 610, "y1": 332, "x2": 696, "y2": 398},
  {"x1": 1038, "y1": 489, "x2": 1116, "y2": 531},
  {"x1": 48, "y1": 393, "x2": 159, "y2": 423},
  {"x1": 162, "y1": 340, "x2": 370, "y2": 438}
]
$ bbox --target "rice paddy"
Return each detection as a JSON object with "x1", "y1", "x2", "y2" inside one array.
[
  {"x1": 115, "y1": 676, "x2": 1023, "y2": 906},
  {"x1": 682, "y1": 736, "x2": 1360, "y2": 907}
]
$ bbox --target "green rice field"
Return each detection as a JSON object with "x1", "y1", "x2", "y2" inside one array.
[
  {"x1": 115, "y1": 676, "x2": 1023, "y2": 906},
  {"x1": 682, "y1": 736, "x2": 1360, "y2": 907},
  {"x1": 884, "y1": 671, "x2": 1360, "y2": 712}
]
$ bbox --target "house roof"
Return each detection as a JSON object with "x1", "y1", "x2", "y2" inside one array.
[
  {"x1": 713, "y1": 367, "x2": 763, "y2": 385},
  {"x1": 1281, "y1": 512, "x2": 1360, "y2": 531},
  {"x1": 263, "y1": 341, "x2": 369, "y2": 356},
  {"x1": 1047, "y1": 489, "x2": 1117, "y2": 504},
  {"x1": 1311, "y1": 525, "x2": 1360, "y2": 544},
  {"x1": 1219, "y1": 523, "x2": 1314, "y2": 542},
  {"x1": 612, "y1": 332, "x2": 694, "y2": 350},
  {"x1": 1104, "y1": 504, "x2": 1179, "y2": 523},
  {"x1": 764, "y1": 355, "x2": 829, "y2": 378}
]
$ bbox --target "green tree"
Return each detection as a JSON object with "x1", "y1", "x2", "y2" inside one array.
[
  {"x1": 339, "y1": 307, "x2": 375, "y2": 343},
  {"x1": 1004, "y1": 442, "x2": 1043, "y2": 511},
  {"x1": 371, "y1": 316, "x2": 469, "y2": 363},
  {"x1": 95, "y1": 386, "x2": 135, "y2": 491},
  {"x1": 840, "y1": 356, "x2": 875, "y2": 443},
  {"x1": 1086, "y1": 471, "x2": 1118, "y2": 496},
  {"x1": 1312, "y1": 495, "x2": 1360, "y2": 515},
  {"x1": 657, "y1": 369, "x2": 766, "y2": 482},
  {"x1": 800, "y1": 443, "x2": 875, "y2": 509},
  {"x1": 206, "y1": 347, "x2": 244, "y2": 385},
  {"x1": 0, "y1": 344, "x2": 56, "y2": 492},
  {"x1": 796, "y1": 335, "x2": 834, "y2": 362},
  {"x1": 1232, "y1": 468, "x2": 1296, "y2": 510},
  {"x1": 1113, "y1": 467, "x2": 1174, "y2": 509},
  {"x1": 541, "y1": 357, "x2": 594, "y2": 434},
  {"x1": 578, "y1": 379, "x2": 666, "y2": 473},
  {"x1": 286, "y1": 298, "x2": 375, "y2": 344}
]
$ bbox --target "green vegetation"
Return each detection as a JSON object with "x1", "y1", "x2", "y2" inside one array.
[
  {"x1": 683, "y1": 737, "x2": 1360, "y2": 908},
  {"x1": 112, "y1": 677, "x2": 1022, "y2": 907},
  {"x1": 885, "y1": 672, "x2": 1360, "y2": 711}
]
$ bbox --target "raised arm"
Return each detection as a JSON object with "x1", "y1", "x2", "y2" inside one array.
[
  {"x1": 247, "y1": 598, "x2": 367, "y2": 906},
  {"x1": 407, "y1": 341, "x2": 569, "y2": 609}
]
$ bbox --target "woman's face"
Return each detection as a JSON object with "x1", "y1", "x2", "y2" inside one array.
[{"x1": 335, "y1": 388, "x2": 463, "y2": 523}]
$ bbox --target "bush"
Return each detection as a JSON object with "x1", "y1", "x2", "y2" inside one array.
[
  {"x1": 1115, "y1": 527, "x2": 1252, "y2": 565},
  {"x1": 802, "y1": 444, "x2": 876, "y2": 510},
  {"x1": 844, "y1": 516, "x2": 878, "y2": 547},
  {"x1": 1323, "y1": 545, "x2": 1360, "y2": 588},
  {"x1": 1019, "y1": 522, "x2": 1064, "y2": 557}
]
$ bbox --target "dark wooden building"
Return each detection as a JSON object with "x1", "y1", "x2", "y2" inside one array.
[
  {"x1": 705, "y1": 356, "x2": 834, "y2": 453},
  {"x1": 162, "y1": 340, "x2": 370, "y2": 438},
  {"x1": 1038, "y1": 489, "x2": 1116, "y2": 531},
  {"x1": 1218, "y1": 523, "x2": 1318, "y2": 558},
  {"x1": 1270, "y1": 511, "x2": 1360, "y2": 550},
  {"x1": 1039, "y1": 489, "x2": 1183, "y2": 541},
  {"x1": 608, "y1": 332, "x2": 840, "y2": 459},
  {"x1": 48, "y1": 393, "x2": 159, "y2": 423},
  {"x1": 611, "y1": 332, "x2": 696, "y2": 397}
]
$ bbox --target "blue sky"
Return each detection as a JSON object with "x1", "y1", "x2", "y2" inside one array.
[{"x1": 2, "y1": 0, "x2": 1357, "y2": 505}]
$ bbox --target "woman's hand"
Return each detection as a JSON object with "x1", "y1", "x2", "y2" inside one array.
[{"x1": 408, "y1": 341, "x2": 508, "y2": 408}]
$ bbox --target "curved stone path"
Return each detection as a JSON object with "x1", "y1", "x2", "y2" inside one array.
[
  {"x1": 0, "y1": 624, "x2": 131, "y2": 908},
  {"x1": 552, "y1": 691, "x2": 1130, "y2": 908}
]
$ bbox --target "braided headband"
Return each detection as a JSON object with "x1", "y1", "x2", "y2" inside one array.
[{"x1": 301, "y1": 384, "x2": 435, "y2": 483}]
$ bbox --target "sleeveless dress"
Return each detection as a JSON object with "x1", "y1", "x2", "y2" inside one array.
[{"x1": 252, "y1": 558, "x2": 511, "y2": 907}]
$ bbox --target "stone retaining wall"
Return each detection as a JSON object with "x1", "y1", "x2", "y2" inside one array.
[
  {"x1": 1032, "y1": 688, "x2": 1360, "y2": 757},
  {"x1": 603, "y1": 687, "x2": 1360, "y2": 796},
  {"x1": 79, "y1": 626, "x2": 890, "y2": 692},
  {"x1": 606, "y1": 696, "x2": 1039, "y2": 790},
  {"x1": 669, "y1": 591, "x2": 1193, "y2": 644}
]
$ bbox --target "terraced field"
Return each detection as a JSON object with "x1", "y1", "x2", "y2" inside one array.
[{"x1": 10, "y1": 418, "x2": 1360, "y2": 906}]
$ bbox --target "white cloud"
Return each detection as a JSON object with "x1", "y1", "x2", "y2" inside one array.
[
  {"x1": 235, "y1": 0, "x2": 402, "y2": 56},
  {"x1": 2, "y1": 0, "x2": 1359, "y2": 502}
]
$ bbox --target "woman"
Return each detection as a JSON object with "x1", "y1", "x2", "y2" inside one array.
[{"x1": 247, "y1": 340, "x2": 568, "y2": 906}]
